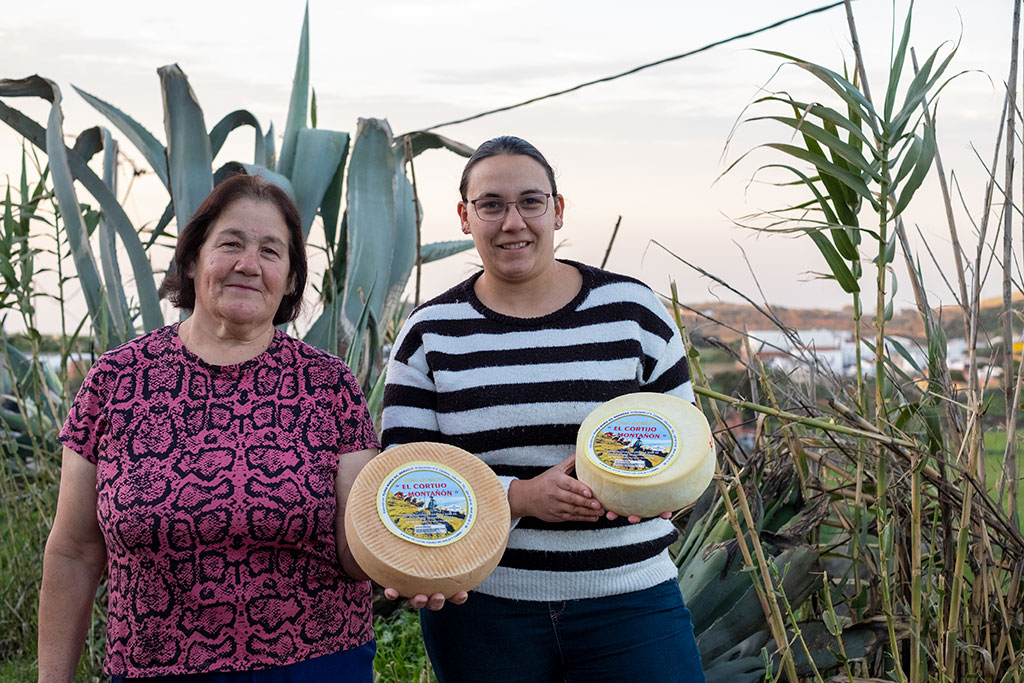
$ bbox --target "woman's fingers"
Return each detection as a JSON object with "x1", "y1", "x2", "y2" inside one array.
[
  {"x1": 604, "y1": 511, "x2": 674, "y2": 523},
  {"x1": 386, "y1": 588, "x2": 468, "y2": 610}
]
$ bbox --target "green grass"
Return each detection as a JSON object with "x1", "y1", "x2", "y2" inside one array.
[
  {"x1": 373, "y1": 609, "x2": 436, "y2": 683},
  {"x1": 982, "y1": 430, "x2": 1024, "y2": 522}
]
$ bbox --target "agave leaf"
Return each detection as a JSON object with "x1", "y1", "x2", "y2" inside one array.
[
  {"x1": 0, "y1": 77, "x2": 120, "y2": 345},
  {"x1": 319, "y1": 152, "x2": 347, "y2": 256},
  {"x1": 421, "y1": 239, "x2": 476, "y2": 264},
  {"x1": 703, "y1": 654, "x2": 769, "y2": 683},
  {"x1": 276, "y1": 2, "x2": 309, "y2": 178},
  {"x1": 211, "y1": 161, "x2": 296, "y2": 198},
  {"x1": 696, "y1": 546, "x2": 821, "y2": 663},
  {"x1": 893, "y1": 121, "x2": 936, "y2": 218},
  {"x1": 146, "y1": 201, "x2": 176, "y2": 249},
  {"x1": 393, "y1": 130, "x2": 475, "y2": 159},
  {"x1": 72, "y1": 126, "x2": 104, "y2": 162},
  {"x1": 209, "y1": 109, "x2": 265, "y2": 163},
  {"x1": 365, "y1": 363, "x2": 387, "y2": 423},
  {"x1": 159, "y1": 64, "x2": 213, "y2": 227},
  {"x1": 384, "y1": 161, "x2": 417, "y2": 323},
  {"x1": 750, "y1": 115, "x2": 879, "y2": 182},
  {"x1": 345, "y1": 281, "x2": 376, "y2": 371},
  {"x1": 264, "y1": 122, "x2": 276, "y2": 169},
  {"x1": 0, "y1": 97, "x2": 163, "y2": 333},
  {"x1": 679, "y1": 542, "x2": 739, "y2": 624},
  {"x1": 806, "y1": 229, "x2": 860, "y2": 294},
  {"x1": 343, "y1": 118, "x2": 396, "y2": 341},
  {"x1": 303, "y1": 300, "x2": 339, "y2": 354},
  {"x1": 97, "y1": 129, "x2": 134, "y2": 339},
  {"x1": 290, "y1": 127, "x2": 349, "y2": 237},
  {"x1": 786, "y1": 620, "x2": 887, "y2": 677},
  {"x1": 73, "y1": 84, "x2": 169, "y2": 188}
]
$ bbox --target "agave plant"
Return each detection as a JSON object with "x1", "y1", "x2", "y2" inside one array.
[{"x1": 0, "y1": 3, "x2": 474, "y2": 366}]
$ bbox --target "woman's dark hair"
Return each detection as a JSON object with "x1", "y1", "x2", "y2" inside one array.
[
  {"x1": 159, "y1": 173, "x2": 307, "y2": 325},
  {"x1": 459, "y1": 136, "x2": 558, "y2": 201}
]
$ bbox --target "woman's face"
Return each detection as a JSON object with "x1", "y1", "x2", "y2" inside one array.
[
  {"x1": 189, "y1": 198, "x2": 293, "y2": 330},
  {"x1": 458, "y1": 154, "x2": 564, "y2": 286}
]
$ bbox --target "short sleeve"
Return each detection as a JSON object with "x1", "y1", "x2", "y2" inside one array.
[
  {"x1": 58, "y1": 356, "x2": 117, "y2": 464},
  {"x1": 334, "y1": 360, "x2": 381, "y2": 455}
]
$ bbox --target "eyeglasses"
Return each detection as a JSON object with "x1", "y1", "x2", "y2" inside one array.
[{"x1": 467, "y1": 193, "x2": 551, "y2": 221}]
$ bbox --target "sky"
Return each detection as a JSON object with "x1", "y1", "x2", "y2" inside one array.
[{"x1": 0, "y1": 0, "x2": 1017, "y2": 335}]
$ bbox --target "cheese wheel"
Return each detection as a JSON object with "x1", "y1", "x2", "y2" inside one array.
[
  {"x1": 344, "y1": 442, "x2": 510, "y2": 598},
  {"x1": 575, "y1": 392, "x2": 715, "y2": 517}
]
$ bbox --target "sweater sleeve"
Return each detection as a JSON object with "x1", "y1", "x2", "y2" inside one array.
[
  {"x1": 380, "y1": 317, "x2": 443, "y2": 450},
  {"x1": 380, "y1": 312, "x2": 520, "y2": 503},
  {"x1": 637, "y1": 288, "x2": 695, "y2": 402}
]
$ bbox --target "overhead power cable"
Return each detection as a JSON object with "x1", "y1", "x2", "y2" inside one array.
[{"x1": 425, "y1": 1, "x2": 846, "y2": 131}]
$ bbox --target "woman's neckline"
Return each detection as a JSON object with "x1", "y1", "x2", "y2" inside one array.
[
  {"x1": 173, "y1": 321, "x2": 282, "y2": 371},
  {"x1": 464, "y1": 260, "x2": 591, "y2": 327}
]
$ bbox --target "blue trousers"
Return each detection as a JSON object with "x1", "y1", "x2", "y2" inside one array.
[
  {"x1": 109, "y1": 641, "x2": 376, "y2": 682},
  {"x1": 420, "y1": 580, "x2": 705, "y2": 683}
]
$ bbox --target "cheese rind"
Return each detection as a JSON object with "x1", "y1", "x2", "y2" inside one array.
[
  {"x1": 575, "y1": 393, "x2": 715, "y2": 517},
  {"x1": 345, "y1": 442, "x2": 510, "y2": 598}
]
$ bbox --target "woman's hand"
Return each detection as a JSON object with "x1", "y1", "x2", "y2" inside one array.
[
  {"x1": 604, "y1": 510, "x2": 674, "y2": 524},
  {"x1": 507, "y1": 454, "x2": 605, "y2": 522},
  {"x1": 383, "y1": 588, "x2": 469, "y2": 611}
]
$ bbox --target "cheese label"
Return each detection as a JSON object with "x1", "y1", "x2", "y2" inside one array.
[
  {"x1": 377, "y1": 461, "x2": 477, "y2": 546},
  {"x1": 586, "y1": 410, "x2": 679, "y2": 477}
]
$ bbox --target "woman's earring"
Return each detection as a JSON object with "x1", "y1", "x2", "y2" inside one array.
[{"x1": 555, "y1": 219, "x2": 563, "y2": 227}]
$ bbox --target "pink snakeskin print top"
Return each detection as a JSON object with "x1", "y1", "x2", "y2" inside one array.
[{"x1": 58, "y1": 324, "x2": 378, "y2": 677}]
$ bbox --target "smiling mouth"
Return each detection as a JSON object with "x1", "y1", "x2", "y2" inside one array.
[{"x1": 499, "y1": 241, "x2": 530, "y2": 250}]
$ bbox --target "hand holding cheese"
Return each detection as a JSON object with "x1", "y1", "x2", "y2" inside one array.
[
  {"x1": 575, "y1": 392, "x2": 716, "y2": 518},
  {"x1": 344, "y1": 442, "x2": 511, "y2": 599},
  {"x1": 507, "y1": 454, "x2": 605, "y2": 523}
]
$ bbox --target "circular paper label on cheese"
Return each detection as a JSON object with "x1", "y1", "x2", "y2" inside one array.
[
  {"x1": 377, "y1": 462, "x2": 477, "y2": 546},
  {"x1": 586, "y1": 410, "x2": 678, "y2": 477}
]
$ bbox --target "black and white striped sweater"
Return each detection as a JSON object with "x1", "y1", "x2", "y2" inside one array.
[{"x1": 380, "y1": 261, "x2": 694, "y2": 601}]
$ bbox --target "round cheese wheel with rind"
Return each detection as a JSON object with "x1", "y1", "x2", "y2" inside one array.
[
  {"x1": 345, "y1": 442, "x2": 510, "y2": 598},
  {"x1": 575, "y1": 393, "x2": 715, "y2": 517}
]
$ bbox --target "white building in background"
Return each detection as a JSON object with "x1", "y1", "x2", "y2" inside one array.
[
  {"x1": 747, "y1": 329, "x2": 851, "y2": 376},
  {"x1": 747, "y1": 329, "x2": 930, "y2": 378}
]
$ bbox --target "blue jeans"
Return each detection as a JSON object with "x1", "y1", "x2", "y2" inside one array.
[
  {"x1": 420, "y1": 580, "x2": 704, "y2": 683},
  {"x1": 109, "y1": 641, "x2": 376, "y2": 682}
]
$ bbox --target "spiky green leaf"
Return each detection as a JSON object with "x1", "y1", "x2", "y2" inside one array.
[
  {"x1": 276, "y1": 3, "x2": 309, "y2": 177},
  {"x1": 159, "y1": 64, "x2": 213, "y2": 226},
  {"x1": 421, "y1": 239, "x2": 476, "y2": 264},
  {"x1": 394, "y1": 130, "x2": 475, "y2": 159},
  {"x1": 343, "y1": 118, "x2": 396, "y2": 340},
  {"x1": 290, "y1": 128, "x2": 349, "y2": 237},
  {"x1": 209, "y1": 109, "x2": 265, "y2": 164},
  {"x1": 0, "y1": 96, "x2": 163, "y2": 333},
  {"x1": 73, "y1": 85, "x2": 169, "y2": 188}
]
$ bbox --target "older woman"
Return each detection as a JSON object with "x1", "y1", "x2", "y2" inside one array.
[
  {"x1": 39, "y1": 174, "x2": 380, "y2": 682},
  {"x1": 381, "y1": 137, "x2": 706, "y2": 681}
]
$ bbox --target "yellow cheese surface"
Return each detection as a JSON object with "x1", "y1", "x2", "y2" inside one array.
[
  {"x1": 575, "y1": 393, "x2": 715, "y2": 517},
  {"x1": 345, "y1": 442, "x2": 510, "y2": 598}
]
